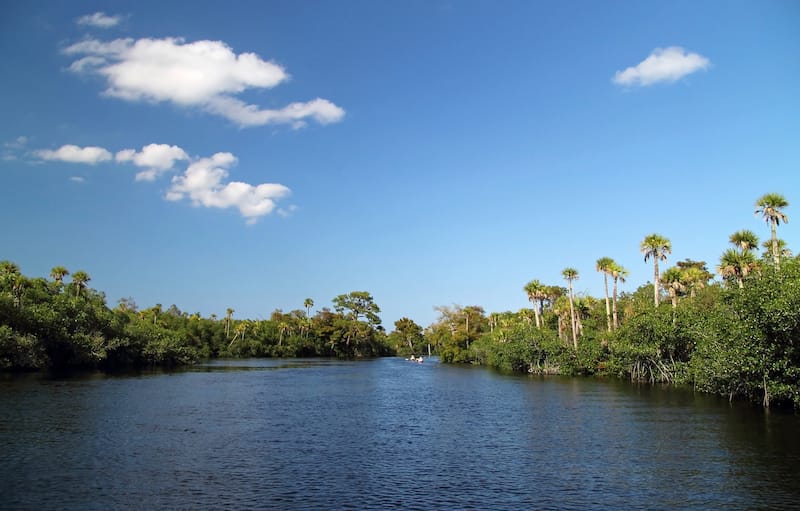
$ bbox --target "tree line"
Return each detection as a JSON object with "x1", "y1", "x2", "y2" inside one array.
[
  {"x1": 0, "y1": 268, "x2": 400, "y2": 369},
  {"x1": 426, "y1": 193, "x2": 798, "y2": 408}
]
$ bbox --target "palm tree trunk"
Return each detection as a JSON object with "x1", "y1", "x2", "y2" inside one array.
[
  {"x1": 568, "y1": 284, "x2": 578, "y2": 351},
  {"x1": 653, "y1": 260, "x2": 660, "y2": 306},
  {"x1": 771, "y1": 221, "x2": 780, "y2": 269},
  {"x1": 612, "y1": 278, "x2": 619, "y2": 330},
  {"x1": 603, "y1": 273, "x2": 611, "y2": 331}
]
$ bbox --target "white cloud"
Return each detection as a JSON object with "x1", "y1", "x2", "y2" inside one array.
[
  {"x1": 206, "y1": 96, "x2": 345, "y2": 128},
  {"x1": 166, "y1": 152, "x2": 291, "y2": 223},
  {"x1": 76, "y1": 12, "x2": 123, "y2": 29},
  {"x1": 115, "y1": 143, "x2": 189, "y2": 181},
  {"x1": 613, "y1": 46, "x2": 710, "y2": 87},
  {"x1": 63, "y1": 36, "x2": 345, "y2": 127},
  {"x1": 34, "y1": 144, "x2": 112, "y2": 164},
  {"x1": 69, "y1": 176, "x2": 86, "y2": 183}
]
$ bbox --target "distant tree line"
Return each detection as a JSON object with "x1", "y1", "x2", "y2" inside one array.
[
  {"x1": 0, "y1": 269, "x2": 395, "y2": 370},
  {"x1": 427, "y1": 193, "x2": 799, "y2": 409}
]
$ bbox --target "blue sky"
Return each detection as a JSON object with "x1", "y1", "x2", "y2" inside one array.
[{"x1": 2, "y1": 1, "x2": 798, "y2": 328}]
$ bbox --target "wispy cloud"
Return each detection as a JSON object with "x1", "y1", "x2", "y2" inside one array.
[
  {"x1": 2, "y1": 136, "x2": 28, "y2": 161},
  {"x1": 69, "y1": 176, "x2": 86, "y2": 183},
  {"x1": 63, "y1": 36, "x2": 345, "y2": 128},
  {"x1": 34, "y1": 144, "x2": 112, "y2": 164},
  {"x1": 613, "y1": 47, "x2": 710, "y2": 87},
  {"x1": 166, "y1": 152, "x2": 291, "y2": 224},
  {"x1": 76, "y1": 12, "x2": 123, "y2": 29},
  {"x1": 116, "y1": 143, "x2": 189, "y2": 181}
]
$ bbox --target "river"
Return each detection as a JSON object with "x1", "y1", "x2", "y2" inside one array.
[{"x1": 1, "y1": 357, "x2": 798, "y2": 510}]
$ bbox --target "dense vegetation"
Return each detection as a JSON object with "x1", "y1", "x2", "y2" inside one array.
[
  {"x1": 427, "y1": 193, "x2": 799, "y2": 408},
  {"x1": 0, "y1": 270, "x2": 394, "y2": 369},
  {"x1": 1, "y1": 193, "x2": 797, "y2": 408}
]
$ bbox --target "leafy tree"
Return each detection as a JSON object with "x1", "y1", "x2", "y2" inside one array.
[
  {"x1": 755, "y1": 193, "x2": 789, "y2": 269},
  {"x1": 389, "y1": 317, "x2": 425, "y2": 356},
  {"x1": 333, "y1": 291, "x2": 381, "y2": 327}
]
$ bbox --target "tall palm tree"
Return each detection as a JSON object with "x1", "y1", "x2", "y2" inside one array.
[
  {"x1": 50, "y1": 266, "x2": 70, "y2": 286},
  {"x1": 561, "y1": 267, "x2": 579, "y2": 351},
  {"x1": 523, "y1": 279, "x2": 547, "y2": 329},
  {"x1": 755, "y1": 193, "x2": 789, "y2": 269},
  {"x1": 304, "y1": 298, "x2": 314, "y2": 318},
  {"x1": 610, "y1": 263, "x2": 628, "y2": 329},
  {"x1": 595, "y1": 257, "x2": 615, "y2": 332},
  {"x1": 225, "y1": 308, "x2": 235, "y2": 339},
  {"x1": 71, "y1": 270, "x2": 90, "y2": 297},
  {"x1": 641, "y1": 233, "x2": 672, "y2": 307},
  {"x1": 729, "y1": 230, "x2": 759, "y2": 254}
]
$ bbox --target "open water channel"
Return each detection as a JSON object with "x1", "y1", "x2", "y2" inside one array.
[{"x1": 1, "y1": 357, "x2": 799, "y2": 510}]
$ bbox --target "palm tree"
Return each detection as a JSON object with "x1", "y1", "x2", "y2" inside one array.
[
  {"x1": 0, "y1": 261, "x2": 20, "y2": 287},
  {"x1": 610, "y1": 263, "x2": 628, "y2": 329},
  {"x1": 761, "y1": 238, "x2": 792, "y2": 261},
  {"x1": 225, "y1": 308, "x2": 234, "y2": 339},
  {"x1": 11, "y1": 274, "x2": 27, "y2": 307},
  {"x1": 641, "y1": 233, "x2": 672, "y2": 306},
  {"x1": 681, "y1": 266, "x2": 706, "y2": 298},
  {"x1": 755, "y1": 193, "x2": 789, "y2": 269},
  {"x1": 718, "y1": 249, "x2": 758, "y2": 289},
  {"x1": 729, "y1": 230, "x2": 759, "y2": 254},
  {"x1": 304, "y1": 297, "x2": 314, "y2": 317},
  {"x1": 71, "y1": 270, "x2": 90, "y2": 297},
  {"x1": 660, "y1": 267, "x2": 685, "y2": 310},
  {"x1": 561, "y1": 267, "x2": 579, "y2": 351},
  {"x1": 523, "y1": 279, "x2": 547, "y2": 329},
  {"x1": 50, "y1": 266, "x2": 70, "y2": 286},
  {"x1": 596, "y1": 257, "x2": 615, "y2": 332}
]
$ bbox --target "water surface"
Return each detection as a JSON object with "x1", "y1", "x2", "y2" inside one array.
[{"x1": 1, "y1": 358, "x2": 798, "y2": 510}]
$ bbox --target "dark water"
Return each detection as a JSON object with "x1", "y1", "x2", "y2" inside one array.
[{"x1": 1, "y1": 358, "x2": 799, "y2": 510}]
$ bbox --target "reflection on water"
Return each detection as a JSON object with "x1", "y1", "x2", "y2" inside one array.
[{"x1": 1, "y1": 358, "x2": 798, "y2": 510}]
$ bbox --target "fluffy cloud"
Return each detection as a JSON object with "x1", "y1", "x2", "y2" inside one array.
[
  {"x1": 34, "y1": 144, "x2": 112, "y2": 164},
  {"x1": 76, "y1": 12, "x2": 123, "y2": 29},
  {"x1": 116, "y1": 143, "x2": 189, "y2": 181},
  {"x1": 63, "y1": 37, "x2": 345, "y2": 127},
  {"x1": 613, "y1": 47, "x2": 710, "y2": 87},
  {"x1": 166, "y1": 152, "x2": 291, "y2": 223}
]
